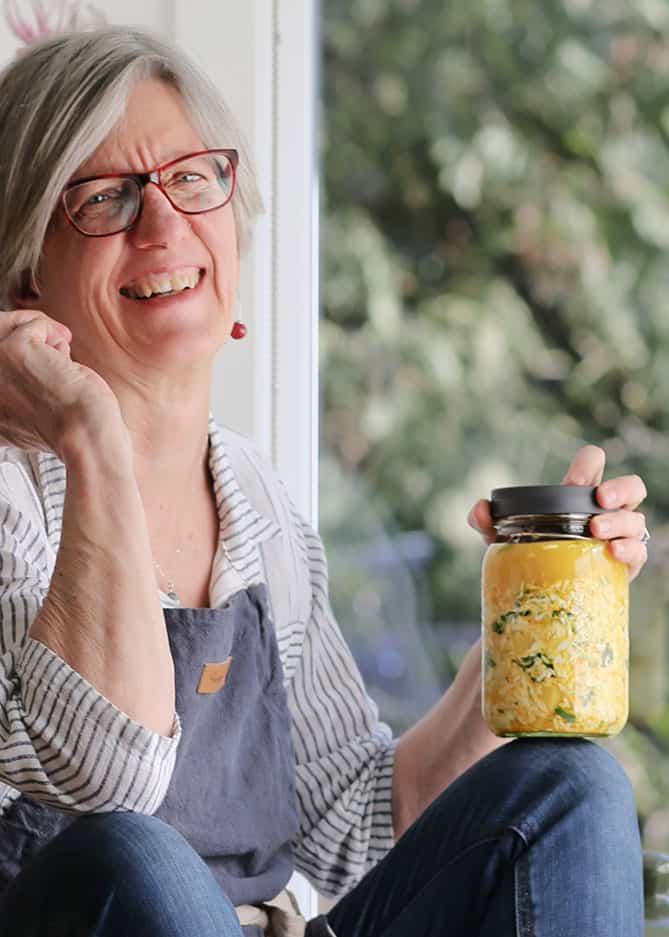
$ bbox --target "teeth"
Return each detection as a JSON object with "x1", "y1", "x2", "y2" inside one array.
[{"x1": 122, "y1": 269, "x2": 201, "y2": 299}]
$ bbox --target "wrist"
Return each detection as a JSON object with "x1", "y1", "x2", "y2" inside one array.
[{"x1": 60, "y1": 417, "x2": 133, "y2": 477}]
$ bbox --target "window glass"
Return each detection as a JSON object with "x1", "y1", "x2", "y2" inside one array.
[{"x1": 319, "y1": 0, "x2": 669, "y2": 862}]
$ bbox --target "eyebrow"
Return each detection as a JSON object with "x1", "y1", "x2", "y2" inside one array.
[{"x1": 72, "y1": 150, "x2": 195, "y2": 182}]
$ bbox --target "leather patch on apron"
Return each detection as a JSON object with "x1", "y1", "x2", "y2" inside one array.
[{"x1": 198, "y1": 657, "x2": 233, "y2": 694}]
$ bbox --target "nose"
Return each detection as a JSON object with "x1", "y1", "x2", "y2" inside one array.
[{"x1": 129, "y1": 181, "x2": 188, "y2": 248}]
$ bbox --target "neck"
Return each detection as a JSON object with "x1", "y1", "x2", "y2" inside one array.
[
  {"x1": 102, "y1": 362, "x2": 210, "y2": 467},
  {"x1": 131, "y1": 401, "x2": 213, "y2": 602},
  {"x1": 76, "y1": 340, "x2": 216, "y2": 491},
  {"x1": 121, "y1": 396, "x2": 212, "y2": 509}
]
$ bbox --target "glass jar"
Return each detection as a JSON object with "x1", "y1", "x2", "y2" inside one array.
[{"x1": 482, "y1": 485, "x2": 629, "y2": 738}]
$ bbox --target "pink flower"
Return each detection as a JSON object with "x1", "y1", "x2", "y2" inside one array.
[{"x1": 4, "y1": 0, "x2": 105, "y2": 46}]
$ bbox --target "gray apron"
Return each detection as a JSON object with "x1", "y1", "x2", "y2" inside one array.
[{"x1": 0, "y1": 584, "x2": 300, "y2": 935}]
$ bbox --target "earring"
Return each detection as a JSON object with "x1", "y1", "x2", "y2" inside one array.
[{"x1": 231, "y1": 293, "x2": 247, "y2": 340}]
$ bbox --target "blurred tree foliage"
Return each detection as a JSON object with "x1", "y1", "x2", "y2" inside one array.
[{"x1": 320, "y1": 0, "x2": 669, "y2": 850}]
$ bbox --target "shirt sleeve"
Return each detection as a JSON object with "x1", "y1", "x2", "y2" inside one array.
[
  {"x1": 288, "y1": 513, "x2": 397, "y2": 898},
  {"x1": 0, "y1": 459, "x2": 181, "y2": 815}
]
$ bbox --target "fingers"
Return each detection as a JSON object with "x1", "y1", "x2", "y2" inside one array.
[
  {"x1": 46, "y1": 321, "x2": 72, "y2": 351},
  {"x1": 5, "y1": 321, "x2": 72, "y2": 365},
  {"x1": 596, "y1": 475, "x2": 647, "y2": 512},
  {"x1": 0, "y1": 309, "x2": 71, "y2": 348},
  {"x1": 589, "y1": 509, "x2": 646, "y2": 542},
  {"x1": 607, "y1": 539, "x2": 647, "y2": 583},
  {"x1": 563, "y1": 449, "x2": 649, "y2": 581},
  {"x1": 467, "y1": 499, "x2": 497, "y2": 545},
  {"x1": 590, "y1": 509, "x2": 648, "y2": 582},
  {"x1": 564, "y1": 447, "x2": 648, "y2": 511},
  {"x1": 472, "y1": 445, "x2": 649, "y2": 582},
  {"x1": 562, "y1": 445, "x2": 606, "y2": 486}
]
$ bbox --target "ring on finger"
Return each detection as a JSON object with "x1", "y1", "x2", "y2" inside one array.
[{"x1": 641, "y1": 527, "x2": 651, "y2": 545}]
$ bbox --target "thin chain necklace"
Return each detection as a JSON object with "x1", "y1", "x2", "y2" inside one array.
[
  {"x1": 154, "y1": 549, "x2": 183, "y2": 605},
  {"x1": 152, "y1": 438, "x2": 209, "y2": 607}
]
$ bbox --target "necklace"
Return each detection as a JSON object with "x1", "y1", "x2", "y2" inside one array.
[
  {"x1": 151, "y1": 436, "x2": 209, "y2": 607},
  {"x1": 154, "y1": 548, "x2": 183, "y2": 605}
]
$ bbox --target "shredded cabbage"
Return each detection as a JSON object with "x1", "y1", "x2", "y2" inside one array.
[{"x1": 482, "y1": 539, "x2": 628, "y2": 737}]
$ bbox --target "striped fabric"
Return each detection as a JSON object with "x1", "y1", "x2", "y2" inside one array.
[{"x1": 0, "y1": 416, "x2": 396, "y2": 898}]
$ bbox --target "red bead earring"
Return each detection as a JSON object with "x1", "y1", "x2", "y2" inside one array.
[{"x1": 231, "y1": 320, "x2": 247, "y2": 340}]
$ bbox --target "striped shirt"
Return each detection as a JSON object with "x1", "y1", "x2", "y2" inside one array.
[{"x1": 0, "y1": 416, "x2": 395, "y2": 898}]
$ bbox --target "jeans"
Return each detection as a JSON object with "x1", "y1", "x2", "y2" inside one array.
[
  {"x1": 311, "y1": 738, "x2": 643, "y2": 937},
  {"x1": 0, "y1": 739, "x2": 643, "y2": 936},
  {"x1": 0, "y1": 812, "x2": 244, "y2": 937}
]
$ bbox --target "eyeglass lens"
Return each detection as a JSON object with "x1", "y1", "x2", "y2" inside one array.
[{"x1": 64, "y1": 151, "x2": 235, "y2": 235}]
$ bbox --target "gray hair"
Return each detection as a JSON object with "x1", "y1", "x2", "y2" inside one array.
[{"x1": 0, "y1": 26, "x2": 263, "y2": 309}]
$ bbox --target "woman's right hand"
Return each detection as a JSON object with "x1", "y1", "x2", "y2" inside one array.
[{"x1": 0, "y1": 309, "x2": 127, "y2": 461}]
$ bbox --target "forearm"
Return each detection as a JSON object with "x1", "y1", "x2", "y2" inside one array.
[
  {"x1": 392, "y1": 639, "x2": 509, "y2": 840},
  {"x1": 28, "y1": 433, "x2": 175, "y2": 737}
]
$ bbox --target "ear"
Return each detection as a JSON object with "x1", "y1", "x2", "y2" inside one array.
[{"x1": 10, "y1": 271, "x2": 41, "y2": 309}]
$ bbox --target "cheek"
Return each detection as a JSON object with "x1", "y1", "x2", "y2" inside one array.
[
  {"x1": 40, "y1": 239, "x2": 120, "y2": 324},
  {"x1": 204, "y1": 227, "x2": 239, "y2": 307}
]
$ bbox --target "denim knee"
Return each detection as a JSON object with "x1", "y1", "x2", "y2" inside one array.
[
  {"x1": 445, "y1": 737, "x2": 640, "y2": 852},
  {"x1": 510, "y1": 738, "x2": 640, "y2": 846},
  {"x1": 64, "y1": 812, "x2": 197, "y2": 870},
  {"x1": 522, "y1": 738, "x2": 636, "y2": 810},
  {"x1": 57, "y1": 813, "x2": 242, "y2": 934},
  {"x1": 70, "y1": 812, "x2": 231, "y2": 882}
]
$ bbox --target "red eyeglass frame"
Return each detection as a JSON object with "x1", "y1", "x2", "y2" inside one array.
[{"x1": 60, "y1": 148, "x2": 239, "y2": 237}]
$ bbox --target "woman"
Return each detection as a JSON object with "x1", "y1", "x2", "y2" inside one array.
[{"x1": 0, "y1": 26, "x2": 648, "y2": 937}]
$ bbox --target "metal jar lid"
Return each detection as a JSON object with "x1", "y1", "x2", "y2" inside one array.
[{"x1": 490, "y1": 485, "x2": 607, "y2": 520}]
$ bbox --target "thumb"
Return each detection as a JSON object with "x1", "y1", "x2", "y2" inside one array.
[{"x1": 562, "y1": 445, "x2": 606, "y2": 486}]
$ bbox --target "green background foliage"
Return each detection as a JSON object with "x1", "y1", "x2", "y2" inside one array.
[{"x1": 320, "y1": 0, "x2": 669, "y2": 867}]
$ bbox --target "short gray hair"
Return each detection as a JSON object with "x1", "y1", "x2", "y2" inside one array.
[{"x1": 0, "y1": 26, "x2": 263, "y2": 309}]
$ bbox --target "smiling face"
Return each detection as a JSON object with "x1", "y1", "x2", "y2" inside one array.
[{"x1": 33, "y1": 78, "x2": 240, "y2": 382}]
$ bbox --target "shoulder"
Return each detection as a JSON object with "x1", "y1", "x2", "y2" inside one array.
[
  {"x1": 215, "y1": 423, "x2": 276, "y2": 477},
  {"x1": 213, "y1": 420, "x2": 320, "y2": 573},
  {"x1": 213, "y1": 422, "x2": 299, "y2": 528}
]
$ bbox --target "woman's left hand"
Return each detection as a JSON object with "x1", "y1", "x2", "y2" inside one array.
[{"x1": 467, "y1": 444, "x2": 648, "y2": 582}]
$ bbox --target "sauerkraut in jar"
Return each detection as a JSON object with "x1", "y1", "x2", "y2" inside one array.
[{"x1": 482, "y1": 485, "x2": 629, "y2": 738}]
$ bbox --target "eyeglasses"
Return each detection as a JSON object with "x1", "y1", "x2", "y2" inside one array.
[{"x1": 61, "y1": 148, "x2": 239, "y2": 237}]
